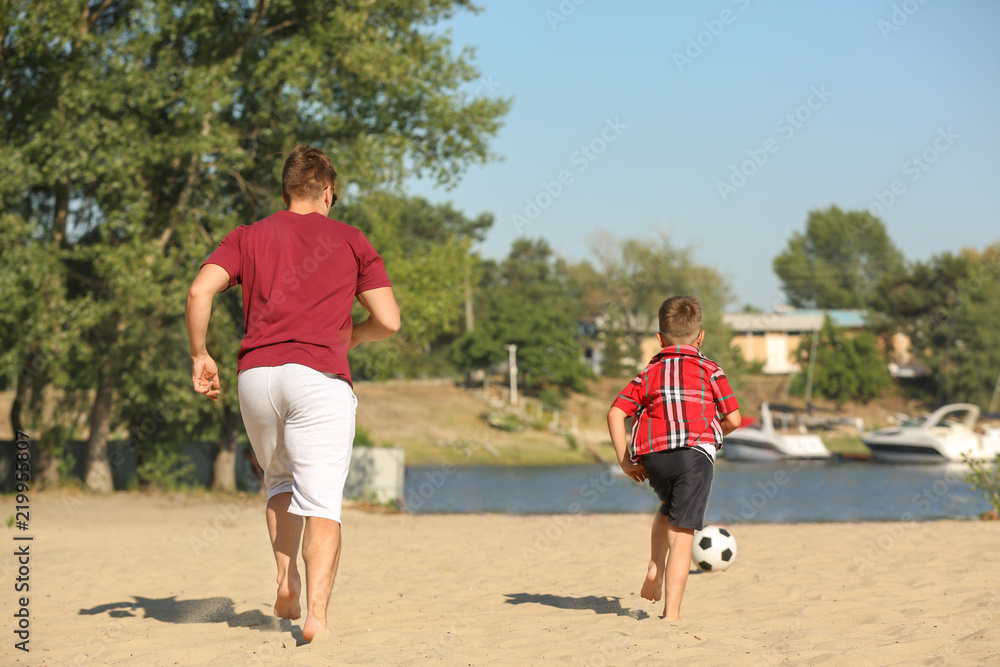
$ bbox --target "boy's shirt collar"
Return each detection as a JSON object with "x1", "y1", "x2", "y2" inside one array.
[{"x1": 651, "y1": 344, "x2": 705, "y2": 361}]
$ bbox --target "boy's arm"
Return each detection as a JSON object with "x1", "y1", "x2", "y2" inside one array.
[
  {"x1": 608, "y1": 406, "x2": 646, "y2": 483},
  {"x1": 709, "y1": 366, "x2": 741, "y2": 436},
  {"x1": 719, "y1": 408, "x2": 742, "y2": 436}
]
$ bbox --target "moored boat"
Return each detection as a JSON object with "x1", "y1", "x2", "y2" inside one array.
[
  {"x1": 722, "y1": 403, "x2": 832, "y2": 462},
  {"x1": 862, "y1": 403, "x2": 1000, "y2": 464}
]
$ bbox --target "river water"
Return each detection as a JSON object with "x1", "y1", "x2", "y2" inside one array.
[{"x1": 403, "y1": 459, "x2": 993, "y2": 522}]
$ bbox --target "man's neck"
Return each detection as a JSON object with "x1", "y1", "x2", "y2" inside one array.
[{"x1": 286, "y1": 202, "x2": 329, "y2": 216}]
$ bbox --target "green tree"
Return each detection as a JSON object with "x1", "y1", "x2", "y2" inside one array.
[
  {"x1": 870, "y1": 246, "x2": 1000, "y2": 407},
  {"x1": 340, "y1": 191, "x2": 492, "y2": 380},
  {"x1": 774, "y1": 206, "x2": 904, "y2": 309},
  {"x1": 1, "y1": 1, "x2": 509, "y2": 490},
  {"x1": 793, "y1": 316, "x2": 891, "y2": 405},
  {"x1": 587, "y1": 231, "x2": 736, "y2": 377},
  {"x1": 451, "y1": 239, "x2": 593, "y2": 392}
]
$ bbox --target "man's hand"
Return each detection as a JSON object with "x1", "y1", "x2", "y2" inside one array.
[
  {"x1": 619, "y1": 456, "x2": 646, "y2": 483},
  {"x1": 192, "y1": 353, "x2": 221, "y2": 401},
  {"x1": 185, "y1": 263, "x2": 230, "y2": 400}
]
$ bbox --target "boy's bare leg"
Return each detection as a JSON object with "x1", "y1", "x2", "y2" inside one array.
[
  {"x1": 663, "y1": 525, "x2": 695, "y2": 620},
  {"x1": 267, "y1": 492, "x2": 304, "y2": 620},
  {"x1": 301, "y1": 516, "x2": 342, "y2": 643},
  {"x1": 640, "y1": 509, "x2": 671, "y2": 602}
]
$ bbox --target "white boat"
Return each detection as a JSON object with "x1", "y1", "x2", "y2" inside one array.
[
  {"x1": 862, "y1": 403, "x2": 1000, "y2": 464},
  {"x1": 722, "y1": 403, "x2": 832, "y2": 462}
]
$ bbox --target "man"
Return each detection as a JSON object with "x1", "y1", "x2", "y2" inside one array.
[{"x1": 185, "y1": 144, "x2": 400, "y2": 643}]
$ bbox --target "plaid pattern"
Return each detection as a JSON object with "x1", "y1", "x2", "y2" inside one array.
[{"x1": 612, "y1": 345, "x2": 739, "y2": 458}]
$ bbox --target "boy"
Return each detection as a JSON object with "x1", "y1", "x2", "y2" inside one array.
[{"x1": 607, "y1": 296, "x2": 741, "y2": 620}]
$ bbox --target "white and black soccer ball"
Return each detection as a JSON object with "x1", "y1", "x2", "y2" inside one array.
[{"x1": 692, "y1": 525, "x2": 737, "y2": 572}]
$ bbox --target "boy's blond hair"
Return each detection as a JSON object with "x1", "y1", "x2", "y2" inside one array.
[{"x1": 658, "y1": 296, "x2": 703, "y2": 345}]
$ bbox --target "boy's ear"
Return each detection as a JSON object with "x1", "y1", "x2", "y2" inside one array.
[
  {"x1": 656, "y1": 331, "x2": 667, "y2": 347},
  {"x1": 696, "y1": 330, "x2": 705, "y2": 347}
]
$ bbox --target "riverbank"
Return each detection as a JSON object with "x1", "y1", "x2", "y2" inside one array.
[
  {"x1": 353, "y1": 377, "x2": 896, "y2": 466},
  {"x1": 4, "y1": 492, "x2": 998, "y2": 665},
  {"x1": 0, "y1": 376, "x2": 921, "y2": 469}
]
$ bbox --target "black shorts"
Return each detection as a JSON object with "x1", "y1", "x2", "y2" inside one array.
[{"x1": 640, "y1": 447, "x2": 714, "y2": 530}]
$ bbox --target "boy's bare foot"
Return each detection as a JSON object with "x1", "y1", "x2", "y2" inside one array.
[
  {"x1": 302, "y1": 613, "x2": 332, "y2": 643},
  {"x1": 640, "y1": 561, "x2": 663, "y2": 602},
  {"x1": 274, "y1": 574, "x2": 302, "y2": 620}
]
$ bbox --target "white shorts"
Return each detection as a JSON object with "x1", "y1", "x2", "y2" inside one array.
[{"x1": 238, "y1": 363, "x2": 357, "y2": 523}]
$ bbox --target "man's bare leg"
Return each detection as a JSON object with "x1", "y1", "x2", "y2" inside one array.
[
  {"x1": 663, "y1": 524, "x2": 695, "y2": 620},
  {"x1": 640, "y1": 510, "x2": 670, "y2": 602},
  {"x1": 301, "y1": 516, "x2": 341, "y2": 643},
  {"x1": 267, "y1": 492, "x2": 304, "y2": 620}
]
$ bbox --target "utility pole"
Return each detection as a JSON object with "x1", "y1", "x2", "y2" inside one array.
[
  {"x1": 464, "y1": 264, "x2": 474, "y2": 332},
  {"x1": 505, "y1": 344, "x2": 518, "y2": 407},
  {"x1": 989, "y1": 368, "x2": 1000, "y2": 414},
  {"x1": 804, "y1": 326, "x2": 819, "y2": 409}
]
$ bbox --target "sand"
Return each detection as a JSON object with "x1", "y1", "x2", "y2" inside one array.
[{"x1": 1, "y1": 492, "x2": 998, "y2": 666}]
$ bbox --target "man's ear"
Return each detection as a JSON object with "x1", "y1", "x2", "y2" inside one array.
[{"x1": 281, "y1": 189, "x2": 290, "y2": 207}]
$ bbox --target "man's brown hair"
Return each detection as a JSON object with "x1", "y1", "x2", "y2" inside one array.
[
  {"x1": 281, "y1": 144, "x2": 337, "y2": 202},
  {"x1": 658, "y1": 296, "x2": 703, "y2": 344}
]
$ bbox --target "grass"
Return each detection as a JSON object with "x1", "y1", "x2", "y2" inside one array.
[
  {"x1": 352, "y1": 378, "x2": 895, "y2": 467},
  {"x1": 354, "y1": 381, "x2": 613, "y2": 467},
  {"x1": 400, "y1": 440, "x2": 603, "y2": 467},
  {"x1": 821, "y1": 433, "x2": 871, "y2": 456}
]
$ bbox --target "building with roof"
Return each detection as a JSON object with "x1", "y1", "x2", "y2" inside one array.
[{"x1": 723, "y1": 309, "x2": 867, "y2": 374}]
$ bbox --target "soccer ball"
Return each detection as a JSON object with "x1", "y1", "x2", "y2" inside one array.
[{"x1": 692, "y1": 525, "x2": 737, "y2": 572}]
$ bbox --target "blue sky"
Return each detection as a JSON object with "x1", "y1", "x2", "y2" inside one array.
[{"x1": 408, "y1": 0, "x2": 1000, "y2": 310}]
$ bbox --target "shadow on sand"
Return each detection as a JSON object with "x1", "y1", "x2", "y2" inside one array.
[
  {"x1": 504, "y1": 593, "x2": 649, "y2": 620},
  {"x1": 79, "y1": 596, "x2": 305, "y2": 644}
]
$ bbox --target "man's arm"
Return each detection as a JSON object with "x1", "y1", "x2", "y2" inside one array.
[
  {"x1": 185, "y1": 264, "x2": 231, "y2": 400},
  {"x1": 351, "y1": 286, "x2": 401, "y2": 349}
]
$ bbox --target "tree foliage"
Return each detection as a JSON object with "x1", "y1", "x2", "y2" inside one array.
[
  {"x1": 586, "y1": 231, "x2": 737, "y2": 377},
  {"x1": 342, "y1": 192, "x2": 492, "y2": 380},
  {"x1": 792, "y1": 316, "x2": 891, "y2": 405},
  {"x1": 0, "y1": 1, "x2": 509, "y2": 489},
  {"x1": 869, "y1": 246, "x2": 1000, "y2": 408},
  {"x1": 451, "y1": 239, "x2": 593, "y2": 392},
  {"x1": 774, "y1": 206, "x2": 904, "y2": 309}
]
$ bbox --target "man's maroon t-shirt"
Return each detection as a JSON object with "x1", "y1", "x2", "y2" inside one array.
[{"x1": 203, "y1": 210, "x2": 392, "y2": 385}]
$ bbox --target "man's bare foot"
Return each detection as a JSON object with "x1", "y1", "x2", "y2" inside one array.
[
  {"x1": 640, "y1": 561, "x2": 663, "y2": 602},
  {"x1": 274, "y1": 574, "x2": 302, "y2": 620},
  {"x1": 302, "y1": 613, "x2": 332, "y2": 644}
]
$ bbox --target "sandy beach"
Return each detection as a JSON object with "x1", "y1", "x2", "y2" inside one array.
[{"x1": 1, "y1": 492, "x2": 998, "y2": 666}]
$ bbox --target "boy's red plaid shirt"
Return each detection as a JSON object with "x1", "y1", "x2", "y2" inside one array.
[{"x1": 612, "y1": 344, "x2": 739, "y2": 458}]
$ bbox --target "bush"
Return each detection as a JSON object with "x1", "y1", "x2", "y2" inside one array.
[
  {"x1": 793, "y1": 316, "x2": 891, "y2": 405},
  {"x1": 487, "y1": 412, "x2": 524, "y2": 432},
  {"x1": 354, "y1": 427, "x2": 376, "y2": 447},
  {"x1": 137, "y1": 443, "x2": 196, "y2": 491},
  {"x1": 538, "y1": 386, "x2": 564, "y2": 409},
  {"x1": 963, "y1": 453, "x2": 1000, "y2": 519}
]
